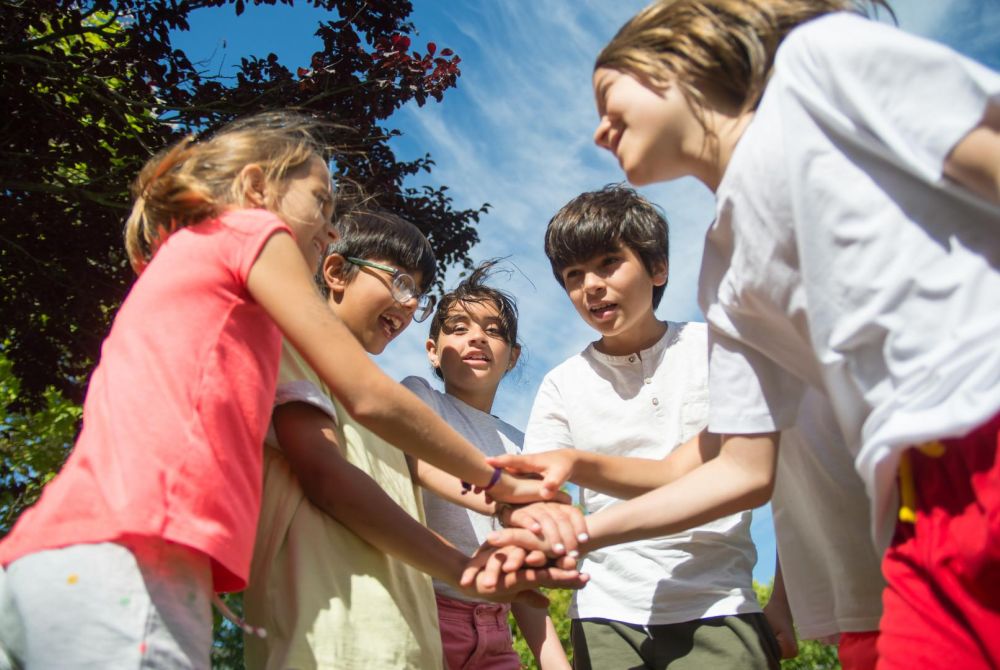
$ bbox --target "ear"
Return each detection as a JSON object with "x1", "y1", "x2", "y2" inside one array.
[
  {"x1": 425, "y1": 337, "x2": 440, "y2": 368},
  {"x1": 322, "y1": 253, "x2": 349, "y2": 299},
  {"x1": 651, "y1": 260, "x2": 668, "y2": 287},
  {"x1": 239, "y1": 164, "x2": 268, "y2": 208},
  {"x1": 506, "y1": 344, "x2": 522, "y2": 372}
]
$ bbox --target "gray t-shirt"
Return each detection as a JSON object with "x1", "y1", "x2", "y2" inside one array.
[{"x1": 401, "y1": 376, "x2": 522, "y2": 602}]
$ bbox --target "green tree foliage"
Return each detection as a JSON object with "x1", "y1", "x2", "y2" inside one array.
[
  {"x1": 0, "y1": 348, "x2": 81, "y2": 536},
  {"x1": 1, "y1": 0, "x2": 486, "y2": 409}
]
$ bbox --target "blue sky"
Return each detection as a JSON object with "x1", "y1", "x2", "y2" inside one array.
[{"x1": 173, "y1": 0, "x2": 1000, "y2": 583}]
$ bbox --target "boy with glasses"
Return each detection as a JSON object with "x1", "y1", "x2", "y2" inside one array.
[{"x1": 243, "y1": 211, "x2": 584, "y2": 669}]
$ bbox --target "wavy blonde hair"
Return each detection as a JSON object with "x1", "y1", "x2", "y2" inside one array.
[
  {"x1": 124, "y1": 111, "x2": 332, "y2": 273},
  {"x1": 596, "y1": 0, "x2": 893, "y2": 120}
]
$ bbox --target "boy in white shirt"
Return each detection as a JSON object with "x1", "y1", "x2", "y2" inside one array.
[{"x1": 521, "y1": 185, "x2": 779, "y2": 669}]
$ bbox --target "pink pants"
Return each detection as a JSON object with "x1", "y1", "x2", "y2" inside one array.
[{"x1": 436, "y1": 592, "x2": 520, "y2": 670}]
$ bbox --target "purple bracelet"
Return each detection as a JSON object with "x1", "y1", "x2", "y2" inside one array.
[{"x1": 461, "y1": 466, "x2": 502, "y2": 495}]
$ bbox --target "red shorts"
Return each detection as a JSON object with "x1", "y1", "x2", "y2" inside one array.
[
  {"x1": 839, "y1": 631, "x2": 878, "y2": 670},
  {"x1": 877, "y1": 412, "x2": 1000, "y2": 670},
  {"x1": 436, "y1": 592, "x2": 519, "y2": 670}
]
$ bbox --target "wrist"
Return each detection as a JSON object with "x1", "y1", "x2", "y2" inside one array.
[{"x1": 461, "y1": 466, "x2": 501, "y2": 496}]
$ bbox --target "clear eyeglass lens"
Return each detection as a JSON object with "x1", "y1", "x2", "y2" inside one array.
[{"x1": 413, "y1": 294, "x2": 436, "y2": 323}]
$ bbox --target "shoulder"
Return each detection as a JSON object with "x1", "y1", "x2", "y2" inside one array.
[
  {"x1": 401, "y1": 375, "x2": 441, "y2": 407},
  {"x1": 549, "y1": 346, "x2": 599, "y2": 381},
  {"x1": 778, "y1": 13, "x2": 911, "y2": 74}
]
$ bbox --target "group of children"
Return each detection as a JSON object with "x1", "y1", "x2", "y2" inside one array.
[{"x1": 1, "y1": 0, "x2": 998, "y2": 668}]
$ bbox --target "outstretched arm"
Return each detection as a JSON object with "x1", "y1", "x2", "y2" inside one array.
[
  {"x1": 488, "y1": 433, "x2": 778, "y2": 554},
  {"x1": 412, "y1": 458, "x2": 587, "y2": 557},
  {"x1": 489, "y1": 429, "x2": 721, "y2": 499},
  {"x1": 274, "y1": 400, "x2": 583, "y2": 604},
  {"x1": 247, "y1": 234, "x2": 556, "y2": 504}
]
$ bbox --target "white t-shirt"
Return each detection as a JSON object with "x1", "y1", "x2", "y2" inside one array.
[
  {"x1": 523, "y1": 322, "x2": 759, "y2": 625},
  {"x1": 773, "y1": 388, "x2": 884, "y2": 641},
  {"x1": 700, "y1": 12, "x2": 1000, "y2": 550},
  {"x1": 402, "y1": 376, "x2": 523, "y2": 602}
]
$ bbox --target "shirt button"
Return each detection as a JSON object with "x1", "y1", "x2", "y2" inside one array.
[
  {"x1": 644, "y1": 377, "x2": 652, "y2": 385},
  {"x1": 628, "y1": 355, "x2": 636, "y2": 363},
  {"x1": 652, "y1": 398, "x2": 659, "y2": 406}
]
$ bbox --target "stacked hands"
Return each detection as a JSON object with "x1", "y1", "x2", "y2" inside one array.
[{"x1": 458, "y1": 451, "x2": 583, "y2": 608}]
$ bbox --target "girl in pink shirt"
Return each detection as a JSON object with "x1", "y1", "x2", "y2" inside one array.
[{"x1": 0, "y1": 112, "x2": 579, "y2": 669}]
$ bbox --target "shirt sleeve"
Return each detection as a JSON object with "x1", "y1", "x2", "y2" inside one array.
[
  {"x1": 777, "y1": 13, "x2": 1000, "y2": 183},
  {"x1": 273, "y1": 341, "x2": 338, "y2": 423},
  {"x1": 522, "y1": 373, "x2": 575, "y2": 454},
  {"x1": 707, "y1": 327, "x2": 803, "y2": 434}
]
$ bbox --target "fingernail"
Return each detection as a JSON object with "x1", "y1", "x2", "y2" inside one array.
[
  {"x1": 577, "y1": 533, "x2": 589, "y2": 542},
  {"x1": 554, "y1": 543, "x2": 565, "y2": 554},
  {"x1": 568, "y1": 550, "x2": 579, "y2": 558}
]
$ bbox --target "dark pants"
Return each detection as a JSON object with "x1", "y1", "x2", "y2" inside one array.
[{"x1": 571, "y1": 613, "x2": 781, "y2": 670}]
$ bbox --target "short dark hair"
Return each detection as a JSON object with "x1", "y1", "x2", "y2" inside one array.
[
  {"x1": 545, "y1": 184, "x2": 669, "y2": 308},
  {"x1": 324, "y1": 209, "x2": 437, "y2": 294},
  {"x1": 427, "y1": 260, "x2": 521, "y2": 381}
]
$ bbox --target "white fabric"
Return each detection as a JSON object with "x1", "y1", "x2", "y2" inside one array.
[
  {"x1": 523, "y1": 322, "x2": 759, "y2": 625},
  {"x1": 401, "y1": 376, "x2": 522, "y2": 602},
  {"x1": 700, "y1": 13, "x2": 1000, "y2": 549},
  {"x1": 773, "y1": 388, "x2": 884, "y2": 641}
]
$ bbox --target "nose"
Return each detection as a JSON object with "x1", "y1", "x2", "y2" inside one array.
[
  {"x1": 325, "y1": 222, "x2": 340, "y2": 245},
  {"x1": 582, "y1": 270, "x2": 605, "y2": 293},
  {"x1": 594, "y1": 116, "x2": 611, "y2": 150}
]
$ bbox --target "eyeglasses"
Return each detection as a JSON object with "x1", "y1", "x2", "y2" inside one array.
[{"x1": 346, "y1": 257, "x2": 436, "y2": 322}]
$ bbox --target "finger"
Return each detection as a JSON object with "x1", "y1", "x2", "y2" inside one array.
[
  {"x1": 486, "y1": 528, "x2": 548, "y2": 552},
  {"x1": 524, "y1": 549, "x2": 548, "y2": 568},
  {"x1": 550, "y1": 554, "x2": 577, "y2": 571},
  {"x1": 480, "y1": 549, "x2": 507, "y2": 588},
  {"x1": 517, "y1": 507, "x2": 566, "y2": 555},
  {"x1": 549, "y1": 506, "x2": 579, "y2": 556},
  {"x1": 460, "y1": 561, "x2": 481, "y2": 588},
  {"x1": 536, "y1": 567, "x2": 589, "y2": 590},
  {"x1": 487, "y1": 454, "x2": 543, "y2": 475},
  {"x1": 500, "y1": 546, "x2": 527, "y2": 573},
  {"x1": 561, "y1": 504, "x2": 590, "y2": 546}
]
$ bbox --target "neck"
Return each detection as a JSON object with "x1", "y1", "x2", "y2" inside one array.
[
  {"x1": 697, "y1": 110, "x2": 754, "y2": 192},
  {"x1": 444, "y1": 382, "x2": 497, "y2": 414},
  {"x1": 595, "y1": 316, "x2": 667, "y2": 357}
]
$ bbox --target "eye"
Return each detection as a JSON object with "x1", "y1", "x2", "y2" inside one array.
[
  {"x1": 562, "y1": 268, "x2": 582, "y2": 283},
  {"x1": 485, "y1": 325, "x2": 504, "y2": 337},
  {"x1": 602, "y1": 255, "x2": 621, "y2": 268}
]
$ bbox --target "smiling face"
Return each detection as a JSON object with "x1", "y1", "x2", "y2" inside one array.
[
  {"x1": 427, "y1": 299, "x2": 519, "y2": 412},
  {"x1": 592, "y1": 67, "x2": 706, "y2": 186},
  {"x1": 323, "y1": 254, "x2": 422, "y2": 355},
  {"x1": 561, "y1": 243, "x2": 667, "y2": 355},
  {"x1": 275, "y1": 154, "x2": 337, "y2": 271}
]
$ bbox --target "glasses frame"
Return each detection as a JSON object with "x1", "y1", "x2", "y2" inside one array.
[{"x1": 345, "y1": 257, "x2": 436, "y2": 323}]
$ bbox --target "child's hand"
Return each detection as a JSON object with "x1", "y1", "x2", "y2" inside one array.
[
  {"x1": 459, "y1": 543, "x2": 586, "y2": 607},
  {"x1": 489, "y1": 470, "x2": 572, "y2": 505},
  {"x1": 498, "y1": 501, "x2": 589, "y2": 558},
  {"x1": 487, "y1": 450, "x2": 577, "y2": 500}
]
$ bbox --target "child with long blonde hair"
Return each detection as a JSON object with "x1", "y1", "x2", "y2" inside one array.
[
  {"x1": 0, "y1": 112, "x2": 575, "y2": 668},
  {"x1": 489, "y1": 2, "x2": 1000, "y2": 668}
]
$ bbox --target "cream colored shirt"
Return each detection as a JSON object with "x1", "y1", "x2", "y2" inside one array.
[{"x1": 244, "y1": 341, "x2": 442, "y2": 670}]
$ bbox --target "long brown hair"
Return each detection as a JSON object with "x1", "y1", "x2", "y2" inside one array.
[
  {"x1": 597, "y1": 0, "x2": 893, "y2": 120},
  {"x1": 124, "y1": 112, "x2": 331, "y2": 273}
]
